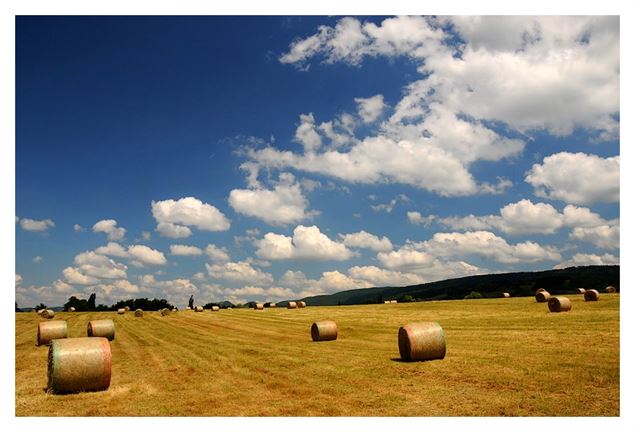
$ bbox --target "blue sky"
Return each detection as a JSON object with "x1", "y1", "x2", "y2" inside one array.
[{"x1": 15, "y1": 16, "x2": 620, "y2": 308}]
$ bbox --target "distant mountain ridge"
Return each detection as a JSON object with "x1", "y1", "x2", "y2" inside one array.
[{"x1": 299, "y1": 265, "x2": 620, "y2": 306}]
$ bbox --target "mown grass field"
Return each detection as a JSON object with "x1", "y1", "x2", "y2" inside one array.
[{"x1": 15, "y1": 294, "x2": 620, "y2": 416}]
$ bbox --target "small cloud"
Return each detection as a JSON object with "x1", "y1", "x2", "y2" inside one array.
[
  {"x1": 17, "y1": 217, "x2": 55, "y2": 232},
  {"x1": 74, "y1": 224, "x2": 86, "y2": 232},
  {"x1": 32, "y1": 256, "x2": 43, "y2": 264}
]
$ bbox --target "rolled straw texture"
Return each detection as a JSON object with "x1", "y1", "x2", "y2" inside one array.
[
  {"x1": 87, "y1": 319, "x2": 115, "y2": 341},
  {"x1": 584, "y1": 289, "x2": 600, "y2": 301},
  {"x1": 134, "y1": 309, "x2": 144, "y2": 317},
  {"x1": 297, "y1": 301, "x2": 306, "y2": 308},
  {"x1": 195, "y1": 306, "x2": 204, "y2": 312},
  {"x1": 124, "y1": 306, "x2": 130, "y2": 312},
  {"x1": 287, "y1": 302, "x2": 297, "y2": 309},
  {"x1": 398, "y1": 322, "x2": 446, "y2": 362},
  {"x1": 577, "y1": 288, "x2": 586, "y2": 294},
  {"x1": 535, "y1": 291, "x2": 551, "y2": 303},
  {"x1": 211, "y1": 306, "x2": 220, "y2": 312},
  {"x1": 41, "y1": 310, "x2": 55, "y2": 319},
  {"x1": 117, "y1": 309, "x2": 125, "y2": 314},
  {"x1": 161, "y1": 308, "x2": 171, "y2": 316},
  {"x1": 503, "y1": 293, "x2": 510, "y2": 298},
  {"x1": 311, "y1": 321, "x2": 338, "y2": 342},
  {"x1": 548, "y1": 296, "x2": 572, "y2": 313},
  {"x1": 47, "y1": 337, "x2": 111, "y2": 394},
  {"x1": 254, "y1": 303, "x2": 264, "y2": 310},
  {"x1": 606, "y1": 286, "x2": 616, "y2": 293},
  {"x1": 37, "y1": 320, "x2": 68, "y2": 346}
]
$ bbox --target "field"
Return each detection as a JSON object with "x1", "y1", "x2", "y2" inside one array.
[{"x1": 15, "y1": 295, "x2": 620, "y2": 416}]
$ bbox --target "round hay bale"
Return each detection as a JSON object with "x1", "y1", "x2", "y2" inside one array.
[
  {"x1": 384, "y1": 300, "x2": 391, "y2": 304},
  {"x1": 134, "y1": 309, "x2": 144, "y2": 317},
  {"x1": 124, "y1": 306, "x2": 130, "y2": 312},
  {"x1": 161, "y1": 308, "x2": 171, "y2": 316},
  {"x1": 390, "y1": 300, "x2": 398, "y2": 304},
  {"x1": 117, "y1": 308, "x2": 125, "y2": 314},
  {"x1": 536, "y1": 288, "x2": 547, "y2": 294},
  {"x1": 606, "y1": 286, "x2": 616, "y2": 293},
  {"x1": 172, "y1": 308, "x2": 178, "y2": 312},
  {"x1": 548, "y1": 296, "x2": 572, "y2": 313},
  {"x1": 186, "y1": 307, "x2": 192, "y2": 310},
  {"x1": 87, "y1": 319, "x2": 115, "y2": 341},
  {"x1": 37, "y1": 309, "x2": 45, "y2": 314},
  {"x1": 311, "y1": 321, "x2": 337, "y2": 342},
  {"x1": 194, "y1": 306, "x2": 204, "y2": 312},
  {"x1": 584, "y1": 289, "x2": 600, "y2": 301},
  {"x1": 211, "y1": 306, "x2": 220, "y2": 312},
  {"x1": 37, "y1": 320, "x2": 68, "y2": 346},
  {"x1": 254, "y1": 303, "x2": 264, "y2": 310},
  {"x1": 41, "y1": 309, "x2": 55, "y2": 319},
  {"x1": 577, "y1": 288, "x2": 586, "y2": 294},
  {"x1": 287, "y1": 301, "x2": 297, "y2": 309},
  {"x1": 398, "y1": 322, "x2": 446, "y2": 362},
  {"x1": 502, "y1": 292, "x2": 511, "y2": 298},
  {"x1": 535, "y1": 291, "x2": 551, "y2": 303},
  {"x1": 68, "y1": 307, "x2": 76, "y2": 312},
  {"x1": 268, "y1": 303, "x2": 276, "y2": 308},
  {"x1": 297, "y1": 301, "x2": 307, "y2": 308},
  {"x1": 47, "y1": 337, "x2": 111, "y2": 394}
]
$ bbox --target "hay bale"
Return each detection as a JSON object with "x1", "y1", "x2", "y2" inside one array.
[
  {"x1": 67, "y1": 307, "x2": 76, "y2": 312},
  {"x1": 124, "y1": 306, "x2": 130, "y2": 312},
  {"x1": 384, "y1": 300, "x2": 391, "y2": 304},
  {"x1": 390, "y1": 300, "x2": 398, "y2": 304},
  {"x1": 606, "y1": 286, "x2": 616, "y2": 293},
  {"x1": 584, "y1": 289, "x2": 600, "y2": 301},
  {"x1": 194, "y1": 306, "x2": 204, "y2": 312},
  {"x1": 134, "y1": 309, "x2": 144, "y2": 317},
  {"x1": 161, "y1": 308, "x2": 171, "y2": 316},
  {"x1": 398, "y1": 322, "x2": 446, "y2": 362},
  {"x1": 535, "y1": 291, "x2": 551, "y2": 303},
  {"x1": 47, "y1": 337, "x2": 111, "y2": 394},
  {"x1": 117, "y1": 308, "x2": 125, "y2": 314},
  {"x1": 577, "y1": 288, "x2": 586, "y2": 294},
  {"x1": 40, "y1": 309, "x2": 55, "y2": 319},
  {"x1": 254, "y1": 303, "x2": 264, "y2": 310},
  {"x1": 536, "y1": 288, "x2": 547, "y2": 294},
  {"x1": 297, "y1": 301, "x2": 307, "y2": 308},
  {"x1": 268, "y1": 303, "x2": 276, "y2": 308},
  {"x1": 186, "y1": 307, "x2": 192, "y2": 310},
  {"x1": 311, "y1": 321, "x2": 337, "y2": 342},
  {"x1": 87, "y1": 319, "x2": 115, "y2": 341},
  {"x1": 287, "y1": 301, "x2": 297, "y2": 309},
  {"x1": 211, "y1": 306, "x2": 220, "y2": 312},
  {"x1": 502, "y1": 293, "x2": 510, "y2": 298},
  {"x1": 548, "y1": 296, "x2": 572, "y2": 313},
  {"x1": 37, "y1": 320, "x2": 68, "y2": 346}
]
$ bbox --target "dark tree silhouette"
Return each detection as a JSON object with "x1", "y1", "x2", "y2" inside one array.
[
  {"x1": 87, "y1": 293, "x2": 96, "y2": 310},
  {"x1": 34, "y1": 303, "x2": 47, "y2": 311},
  {"x1": 188, "y1": 295, "x2": 194, "y2": 309}
]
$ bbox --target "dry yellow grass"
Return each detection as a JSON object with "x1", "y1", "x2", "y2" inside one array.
[{"x1": 15, "y1": 295, "x2": 620, "y2": 416}]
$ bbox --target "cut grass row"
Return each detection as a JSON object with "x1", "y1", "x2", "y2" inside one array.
[{"x1": 15, "y1": 294, "x2": 619, "y2": 416}]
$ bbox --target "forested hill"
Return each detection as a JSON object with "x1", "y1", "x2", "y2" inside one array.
[{"x1": 301, "y1": 266, "x2": 620, "y2": 306}]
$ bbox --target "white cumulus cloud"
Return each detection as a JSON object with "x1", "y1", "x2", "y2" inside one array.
[
  {"x1": 92, "y1": 219, "x2": 126, "y2": 241},
  {"x1": 152, "y1": 197, "x2": 230, "y2": 237},
  {"x1": 18, "y1": 217, "x2": 55, "y2": 232},
  {"x1": 340, "y1": 230, "x2": 393, "y2": 252},
  {"x1": 169, "y1": 245, "x2": 204, "y2": 256},
  {"x1": 255, "y1": 225, "x2": 355, "y2": 261}
]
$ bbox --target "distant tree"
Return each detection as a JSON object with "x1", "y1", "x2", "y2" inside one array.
[
  {"x1": 188, "y1": 295, "x2": 194, "y2": 309},
  {"x1": 398, "y1": 294, "x2": 414, "y2": 303},
  {"x1": 15, "y1": 302, "x2": 20, "y2": 312},
  {"x1": 64, "y1": 296, "x2": 89, "y2": 311},
  {"x1": 34, "y1": 303, "x2": 47, "y2": 311},
  {"x1": 464, "y1": 291, "x2": 483, "y2": 300},
  {"x1": 111, "y1": 298, "x2": 174, "y2": 311},
  {"x1": 203, "y1": 302, "x2": 220, "y2": 309},
  {"x1": 87, "y1": 293, "x2": 96, "y2": 310}
]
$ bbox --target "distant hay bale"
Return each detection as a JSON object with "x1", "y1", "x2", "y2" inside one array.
[
  {"x1": 186, "y1": 307, "x2": 192, "y2": 310},
  {"x1": 67, "y1": 307, "x2": 76, "y2": 312},
  {"x1": 548, "y1": 296, "x2": 572, "y2": 313},
  {"x1": 535, "y1": 291, "x2": 551, "y2": 303},
  {"x1": 117, "y1": 308, "x2": 125, "y2": 314},
  {"x1": 297, "y1": 301, "x2": 306, "y2": 308},
  {"x1": 384, "y1": 300, "x2": 391, "y2": 304},
  {"x1": 606, "y1": 286, "x2": 616, "y2": 293},
  {"x1": 124, "y1": 306, "x2": 130, "y2": 312},
  {"x1": 87, "y1": 319, "x2": 115, "y2": 341},
  {"x1": 577, "y1": 288, "x2": 586, "y2": 294},
  {"x1": 194, "y1": 306, "x2": 204, "y2": 312},
  {"x1": 584, "y1": 289, "x2": 600, "y2": 301},
  {"x1": 134, "y1": 309, "x2": 144, "y2": 317},
  {"x1": 390, "y1": 300, "x2": 398, "y2": 304},
  {"x1": 311, "y1": 321, "x2": 338, "y2": 342},
  {"x1": 254, "y1": 303, "x2": 264, "y2": 310},
  {"x1": 37, "y1": 309, "x2": 45, "y2": 314},
  {"x1": 47, "y1": 337, "x2": 111, "y2": 394},
  {"x1": 41, "y1": 309, "x2": 55, "y2": 319},
  {"x1": 268, "y1": 303, "x2": 276, "y2": 308},
  {"x1": 37, "y1": 320, "x2": 68, "y2": 346},
  {"x1": 503, "y1": 293, "x2": 511, "y2": 298},
  {"x1": 161, "y1": 308, "x2": 171, "y2": 316},
  {"x1": 172, "y1": 308, "x2": 178, "y2": 312},
  {"x1": 287, "y1": 301, "x2": 297, "y2": 309},
  {"x1": 398, "y1": 322, "x2": 446, "y2": 362},
  {"x1": 211, "y1": 306, "x2": 220, "y2": 312}
]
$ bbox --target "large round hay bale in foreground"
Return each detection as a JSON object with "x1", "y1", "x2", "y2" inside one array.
[
  {"x1": 37, "y1": 320, "x2": 68, "y2": 346},
  {"x1": 577, "y1": 288, "x2": 586, "y2": 294},
  {"x1": 535, "y1": 291, "x2": 551, "y2": 303},
  {"x1": 606, "y1": 286, "x2": 616, "y2": 293},
  {"x1": 398, "y1": 322, "x2": 446, "y2": 362},
  {"x1": 297, "y1": 301, "x2": 307, "y2": 308},
  {"x1": 211, "y1": 306, "x2": 220, "y2": 312},
  {"x1": 287, "y1": 302, "x2": 297, "y2": 309},
  {"x1": 584, "y1": 289, "x2": 600, "y2": 301},
  {"x1": 502, "y1": 292, "x2": 510, "y2": 298},
  {"x1": 311, "y1": 321, "x2": 337, "y2": 342},
  {"x1": 161, "y1": 308, "x2": 171, "y2": 316},
  {"x1": 548, "y1": 296, "x2": 572, "y2": 313},
  {"x1": 254, "y1": 303, "x2": 264, "y2": 310},
  {"x1": 134, "y1": 309, "x2": 144, "y2": 317},
  {"x1": 194, "y1": 306, "x2": 204, "y2": 312},
  {"x1": 124, "y1": 306, "x2": 130, "y2": 312},
  {"x1": 117, "y1": 308, "x2": 125, "y2": 314},
  {"x1": 47, "y1": 337, "x2": 111, "y2": 394},
  {"x1": 87, "y1": 319, "x2": 115, "y2": 341}
]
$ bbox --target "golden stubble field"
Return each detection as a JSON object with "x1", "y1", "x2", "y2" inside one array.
[{"x1": 15, "y1": 295, "x2": 620, "y2": 416}]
